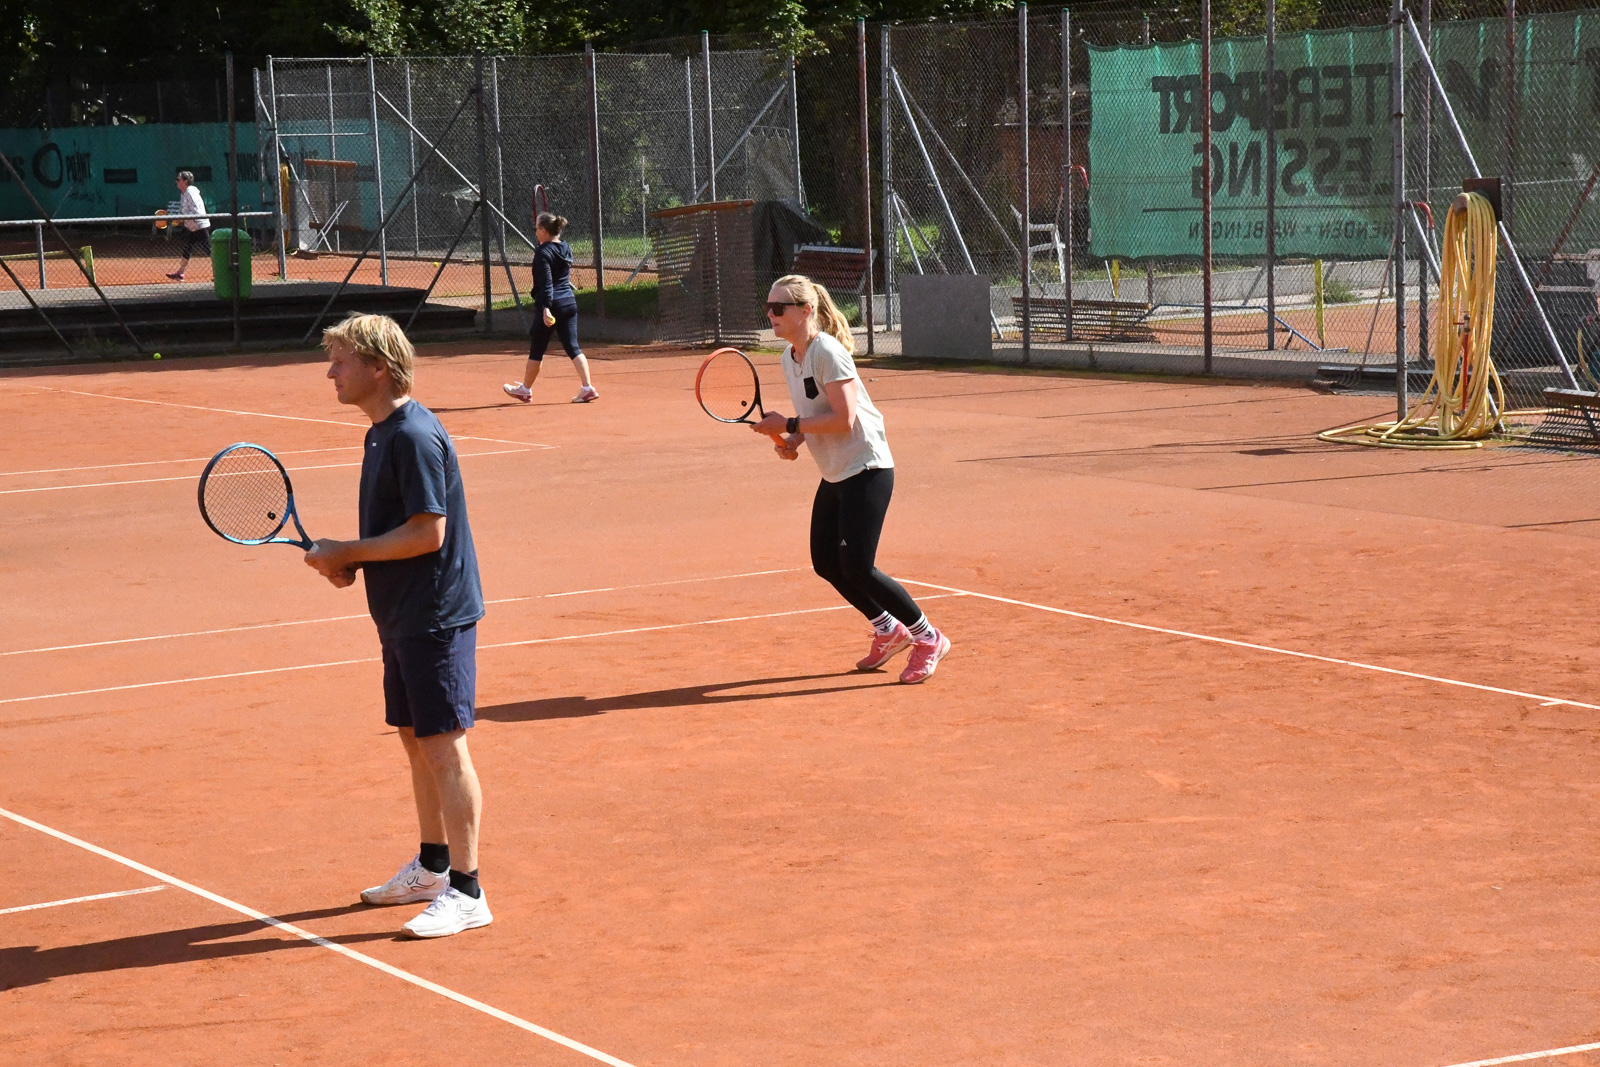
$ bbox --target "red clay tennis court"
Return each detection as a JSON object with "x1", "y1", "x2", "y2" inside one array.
[{"x1": 4, "y1": 343, "x2": 1600, "y2": 1066}]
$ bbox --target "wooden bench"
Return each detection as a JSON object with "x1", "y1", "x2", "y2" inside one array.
[
  {"x1": 1544, "y1": 387, "x2": 1600, "y2": 410},
  {"x1": 791, "y1": 244, "x2": 874, "y2": 295},
  {"x1": 1013, "y1": 295, "x2": 1157, "y2": 343}
]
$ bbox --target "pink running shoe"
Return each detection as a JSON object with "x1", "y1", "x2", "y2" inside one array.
[
  {"x1": 856, "y1": 623, "x2": 912, "y2": 670},
  {"x1": 899, "y1": 629, "x2": 951, "y2": 684},
  {"x1": 571, "y1": 385, "x2": 600, "y2": 403},
  {"x1": 166, "y1": 271, "x2": 186, "y2": 281},
  {"x1": 502, "y1": 382, "x2": 532, "y2": 403}
]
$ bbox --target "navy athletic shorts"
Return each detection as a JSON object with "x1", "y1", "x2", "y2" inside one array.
[{"x1": 380, "y1": 623, "x2": 477, "y2": 738}]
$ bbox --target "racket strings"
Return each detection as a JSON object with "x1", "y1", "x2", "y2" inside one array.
[
  {"x1": 202, "y1": 448, "x2": 291, "y2": 542},
  {"x1": 697, "y1": 352, "x2": 762, "y2": 423}
]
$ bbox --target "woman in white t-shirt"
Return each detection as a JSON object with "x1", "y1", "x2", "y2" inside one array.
[
  {"x1": 166, "y1": 170, "x2": 211, "y2": 282},
  {"x1": 752, "y1": 273, "x2": 951, "y2": 684}
]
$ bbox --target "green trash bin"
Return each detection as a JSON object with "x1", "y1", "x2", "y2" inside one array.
[{"x1": 210, "y1": 228, "x2": 253, "y2": 300}]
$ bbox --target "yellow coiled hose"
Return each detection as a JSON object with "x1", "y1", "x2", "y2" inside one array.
[{"x1": 1319, "y1": 192, "x2": 1506, "y2": 448}]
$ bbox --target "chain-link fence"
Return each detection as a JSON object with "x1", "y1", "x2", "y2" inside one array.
[{"x1": 257, "y1": 46, "x2": 802, "y2": 328}]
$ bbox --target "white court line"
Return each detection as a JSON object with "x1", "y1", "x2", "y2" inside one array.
[
  {"x1": 48, "y1": 388, "x2": 555, "y2": 450},
  {"x1": 1437, "y1": 1041, "x2": 1600, "y2": 1067},
  {"x1": 0, "y1": 446, "x2": 359, "y2": 478},
  {"x1": 0, "y1": 449, "x2": 530, "y2": 495},
  {"x1": 0, "y1": 884, "x2": 165, "y2": 916},
  {"x1": 0, "y1": 805, "x2": 640, "y2": 1067},
  {"x1": 0, "y1": 595, "x2": 961, "y2": 706},
  {"x1": 0, "y1": 567, "x2": 808, "y2": 657},
  {"x1": 904, "y1": 579, "x2": 1600, "y2": 712}
]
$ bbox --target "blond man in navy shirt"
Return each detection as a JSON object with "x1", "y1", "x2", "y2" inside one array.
[{"x1": 304, "y1": 313, "x2": 490, "y2": 939}]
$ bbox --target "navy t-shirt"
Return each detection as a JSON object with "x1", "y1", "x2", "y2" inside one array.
[{"x1": 358, "y1": 401, "x2": 484, "y2": 640}]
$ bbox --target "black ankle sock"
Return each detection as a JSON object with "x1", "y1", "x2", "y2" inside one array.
[
  {"x1": 419, "y1": 843, "x2": 450, "y2": 874},
  {"x1": 449, "y1": 868, "x2": 481, "y2": 899}
]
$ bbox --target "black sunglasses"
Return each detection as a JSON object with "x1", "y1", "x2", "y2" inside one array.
[{"x1": 765, "y1": 301, "x2": 805, "y2": 316}]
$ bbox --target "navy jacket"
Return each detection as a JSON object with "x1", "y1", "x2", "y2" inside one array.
[{"x1": 532, "y1": 240, "x2": 576, "y2": 310}]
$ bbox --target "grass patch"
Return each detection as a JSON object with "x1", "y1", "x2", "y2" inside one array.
[
  {"x1": 1322, "y1": 276, "x2": 1359, "y2": 304},
  {"x1": 492, "y1": 280, "x2": 658, "y2": 319}
]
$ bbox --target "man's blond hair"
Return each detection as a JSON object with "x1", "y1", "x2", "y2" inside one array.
[{"x1": 322, "y1": 313, "x2": 415, "y2": 395}]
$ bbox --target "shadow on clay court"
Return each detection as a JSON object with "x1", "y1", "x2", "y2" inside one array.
[
  {"x1": 478, "y1": 672, "x2": 896, "y2": 723},
  {"x1": 0, "y1": 904, "x2": 398, "y2": 990}
]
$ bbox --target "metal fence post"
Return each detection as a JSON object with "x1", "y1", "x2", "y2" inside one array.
[
  {"x1": 1504, "y1": 0, "x2": 1516, "y2": 233},
  {"x1": 881, "y1": 25, "x2": 894, "y2": 330},
  {"x1": 227, "y1": 52, "x2": 241, "y2": 347},
  {"x1": 327, "y1": 63, "x2": 338, "y2": 250},
  {"x1": 406, "y1": 61, "x2": 419, "y2": 255},
  {"x1": 492, "y1": 57, "x2": 507, "y2": 252},
  {"x1": 1420, "y1": 0, "x2": 1432, "y2": 366},
  {"x1": 703, "y1": 32, "x2": 717, "y2": 201},
  {"x1": 476, "y1": 53, "x2": 493, "y2": 333},
  {"x1": 1142, "y1": 16, "x2": 1154, "y2": 307},
  {"x1": 35, "y1": 223, "x2": 45, "y2": 289},
  {"x1": 1391, "y1": 0, "x2": 1408, "y2": 417},
  {"x1": 1201, "y1": 0, "x2": 1214, "y2": 372},
  {"x1": 367, "y1": 56, "x2": 388, "y2": 285},
  {"x1": 267, "y1": 57, "x2": 288, "y2": 279},
  {"x1": 1020, "y1": 4, "x2": 1030, "y2": 364},
  {"x1": 685, "y1": 57, "x2": 698, "y2": 202},
  {"x1": 1062, "y1": 9, "x2": 1074, "y2": 342},
  {"x1": 790, "y1": 54, "x2": 805, "y2": 209},
  {"x1": 586, "y1": 43, "x2": 606, "y2": 318},
  {"x1": 1265, "y1": 0, "x2": 1277, "y2": 351},
  {"x1": 858, "y1": 18, "x2": 875, "y2": 354}
]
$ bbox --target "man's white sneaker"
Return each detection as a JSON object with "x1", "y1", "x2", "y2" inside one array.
[
  {"x1": 401, "y1": 886, "x2": 493, "y2": 938},
  {"x1": 360, "y1": 855, "x2": 449, "y2": 906}
]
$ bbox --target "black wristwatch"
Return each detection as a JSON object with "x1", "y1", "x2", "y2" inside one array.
[{"x1": 786, "y1": 416, "x2": 800, "y2": 435}]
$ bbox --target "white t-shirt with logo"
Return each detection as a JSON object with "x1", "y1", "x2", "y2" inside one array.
[{"x1": 780, "y1": 332, "x2": 893, "y2": 483}]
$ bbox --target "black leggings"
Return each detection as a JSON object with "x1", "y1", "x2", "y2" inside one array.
[
  {"x1": 810, "y1": 467, "x2": 924, "y2": 626},
  {"x1": 529, "y1": 300, "x2": 582, "y2": 361}
]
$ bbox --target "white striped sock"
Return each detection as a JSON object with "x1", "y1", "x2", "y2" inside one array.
[
  {"x1": 868, "y1": 611, "x2": 898, "y2": 636},
  {"x1": 906, "y1": 615, "x2": 935, "y2": 642}
]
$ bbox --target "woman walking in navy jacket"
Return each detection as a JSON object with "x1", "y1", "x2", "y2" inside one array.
[{"x1": 502, "y1": 212, "x2": 599, "y2": 404}]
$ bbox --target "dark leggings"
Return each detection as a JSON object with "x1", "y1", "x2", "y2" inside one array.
[
  {"x1": 529, "y1": 300, "x2": 582, "y2": 361},
  {"x1": 810, "y1": 467, "x2": 924, "y2": 626},
  {"x1": 178, "y1": 227, "x2": 209, "y2": 262}
]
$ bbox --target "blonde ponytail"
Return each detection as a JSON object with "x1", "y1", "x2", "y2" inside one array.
[{"x1": 773, "y1": 273, "x2": 855, "y2": 354}]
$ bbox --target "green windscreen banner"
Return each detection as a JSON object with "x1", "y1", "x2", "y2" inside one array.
[{"x1": 1088, "y1": 11, "x2": 1600, "y2": 260}]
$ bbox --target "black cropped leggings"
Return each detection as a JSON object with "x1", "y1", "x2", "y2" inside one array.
[
  {"x1": 529, "y1": 299, "x2": 582, "y2": 361},
  {"x1": 809, "y1": 467, "x2": 923, "y2": 626}
]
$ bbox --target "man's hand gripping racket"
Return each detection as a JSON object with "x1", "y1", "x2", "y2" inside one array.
[
  {"x1": 197, "y1": 443, "x2": 354, "y2": 587},
  {"x1": 695, "y1": 347, "x2": 799, "y2": 458}
]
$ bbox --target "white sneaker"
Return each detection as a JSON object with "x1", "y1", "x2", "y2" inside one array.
[
  {"x1": 401, "y1": 886, "x2": 493, "y2": 938},
  {"x1": 571, "y1": 385, "x2": 599, "y2": 403},
  {"x1": 503, "y1": 382, "x2": 532, "y2": 403},
  {"x1": 360, "y1": 855, "x2": 449, "y2": 906}
]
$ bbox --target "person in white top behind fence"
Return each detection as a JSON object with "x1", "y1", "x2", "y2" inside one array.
[{"x1": 166, "y1": 170, "x2": 211, "y2": 282}]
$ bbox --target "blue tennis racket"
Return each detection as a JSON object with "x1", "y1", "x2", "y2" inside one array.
[{"x1": 198, "y1": 443, "x2": 314, "y2": 550}]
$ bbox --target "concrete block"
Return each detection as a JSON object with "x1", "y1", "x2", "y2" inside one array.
[{"x1": 901, "y1": 274, "x2": 991, "y2": 360}]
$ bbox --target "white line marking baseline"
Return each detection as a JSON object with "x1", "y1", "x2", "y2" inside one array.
[
  {"x1": 0, "y1": 884, "x2": 165, "y2": 916},
  {"x1": 903, "y1": 579, "x2": 1600, "y2": 712},
  {"x1": 0, "y1": 568, "x2": 808, "y2": 657},
  {"x1": 0, "y1": 595, "x2": 961, "y2": 707},
  {"x1": 0, "y1": 806, "x2": 639, "y2": 1067},
  {"x1": 2, "y1": 449, "x2": 530, "y2": 495},
  {"x1": 49, "y1": 388, "x2": 554, "y2": 450},
  {"x1": 1438, "y1": 1041, "x2": 1600, "y2": 1067},
  {"x1": 0, "y1": 446, "x2": 359, "y2": 478}
]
